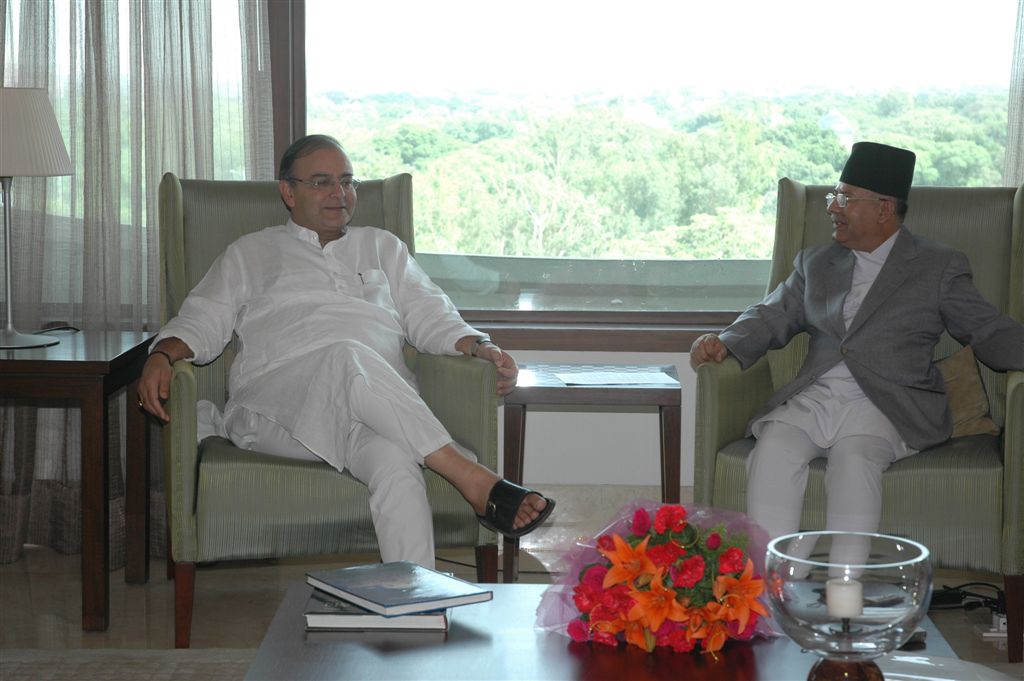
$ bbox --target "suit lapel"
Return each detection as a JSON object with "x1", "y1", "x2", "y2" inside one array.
[{"x1": 846, "y1": 228, "x2": 915, "y2": 338}]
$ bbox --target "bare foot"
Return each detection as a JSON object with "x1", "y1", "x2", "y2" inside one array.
[
  {"x1": 423, "y1": 444, "x2": 549, "y2": 531},
  {"x1": 514, "y1": 492, "x2": 547, "y2": 530}
]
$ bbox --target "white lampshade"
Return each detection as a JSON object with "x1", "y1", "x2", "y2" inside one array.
[
  {"x1": 1, "y1": 87, "x2": 72, "y2": 349},
  {"x1": 0, "y1": 87, "x2": 72, "y2": 177}
]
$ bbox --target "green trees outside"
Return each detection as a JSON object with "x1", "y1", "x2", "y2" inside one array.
[{"x1": 309, "y1": 89, "x2": 1008, "y2": 260}]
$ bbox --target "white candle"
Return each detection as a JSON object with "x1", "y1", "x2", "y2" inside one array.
[{"x1": 826, "y1": 578, "x2": 863, "y2": 618}]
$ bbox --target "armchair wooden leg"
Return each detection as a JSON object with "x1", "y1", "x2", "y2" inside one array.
[
  {"x1": 165, "y1": 523, "x2": 174, "y2": 581},
  {"x1": 1005, "y1": 573, "x2": 1023, "y2": 663},
  {"x1": 164, "y1": 503, "x2": 175, "y2": 577},
  {"x1": 476, "y1": 544, "x2": 498, "y2": 583},
  {"x1": 174, "y1": 562, "x2": 196, "y2": 649}
]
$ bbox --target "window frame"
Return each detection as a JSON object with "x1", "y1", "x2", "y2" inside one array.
[
  {"x1": 268, "y1": 0, "x2": 745, "y2": 350},
  {"x1": 277, "y1": 1, "x2": 1010, "y2": 349}
]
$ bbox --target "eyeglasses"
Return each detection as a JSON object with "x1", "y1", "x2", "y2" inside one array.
[
  {"x1": 825, "y1": 192, "x2": 888, "y2": 209},
  {"x1": 288, "y1": 176, "x2": 361, "y2": 192}
]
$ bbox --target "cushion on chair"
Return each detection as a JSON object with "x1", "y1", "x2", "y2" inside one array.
[
  {"x1": 936, "y1": 346, "x2": 1001, "y2": 437},
  {"x1": 712, "y1": 434, "x2": 1004, "y2": 572}
]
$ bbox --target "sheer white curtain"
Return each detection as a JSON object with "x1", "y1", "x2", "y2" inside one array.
[
  {"x1": 0, "y1": 0, "x2": 273, "y2": 566},
  {"x1": 1005, "y1": 0, "x2": 1024, "y2": 186}
]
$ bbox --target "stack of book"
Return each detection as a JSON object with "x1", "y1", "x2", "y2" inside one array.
[{"x1": 303, "y1": 560, "x2": 493, "y2": 632}]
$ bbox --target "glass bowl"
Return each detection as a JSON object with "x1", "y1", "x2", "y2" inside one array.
[{"x1": 765, "y1": 531, "x2": 932, "y2": 666}]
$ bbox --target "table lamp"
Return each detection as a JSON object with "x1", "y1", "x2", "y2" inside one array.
[{"x1": 0, "y1": 87, "x2": 73, "y2": 349}]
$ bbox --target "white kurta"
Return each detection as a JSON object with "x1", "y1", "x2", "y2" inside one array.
[{"x1": 155, "y1": 220, "x2": 481, "y2": 468}]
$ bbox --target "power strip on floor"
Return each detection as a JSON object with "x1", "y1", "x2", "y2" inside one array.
[{"x1": 974, "y1": 612, "x2": 1008, "y2": 639}]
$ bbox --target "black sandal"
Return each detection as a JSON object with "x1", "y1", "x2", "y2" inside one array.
[{"x1": 477, "y1": 479, "x2": 555, "y2": 539}]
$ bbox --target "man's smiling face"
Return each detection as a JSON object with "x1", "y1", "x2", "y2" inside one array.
[
  {"x1": 279, "y1": 146, "x2": 357, "y2": 244},
  {"x1": 827, "y1": 182, "x2": 898, "y2": 252}
]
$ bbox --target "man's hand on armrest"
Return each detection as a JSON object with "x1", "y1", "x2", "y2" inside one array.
[
  {"x1": 689, "y1": 333, "x2": 730, "y2": 371},
  {"x1": 457, "y1": 334, "x2": 519, "y2": 396},
  {"x1": 137, "y1": 337, "x2": 194, "y2": 422}
]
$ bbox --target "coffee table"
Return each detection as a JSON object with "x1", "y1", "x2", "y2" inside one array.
[{"x1": 245, "y1": 583, "x2": 989, "y2": 681}]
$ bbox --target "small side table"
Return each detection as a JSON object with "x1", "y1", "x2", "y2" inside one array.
[
  {"x1": 502, "y1": 363, "x2": 681, "y2": 582},
  {"x1": 0, "y1": 330, "x2": 154, "y2": 630}
]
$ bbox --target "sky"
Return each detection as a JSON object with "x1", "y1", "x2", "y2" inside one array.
[{"x1": 306, "y1": 0, "x2": 1019, "y2": 97}]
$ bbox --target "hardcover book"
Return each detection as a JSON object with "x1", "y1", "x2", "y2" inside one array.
[
  {"x1": 303, "y1": 589, "x2": 449, "y2": 631},
  {"x1": 305, "y1": 561, "x2": 492, "y2": 616}
]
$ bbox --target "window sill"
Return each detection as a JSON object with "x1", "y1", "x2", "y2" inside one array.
[{"x1": 461, "y1": 311, "x2": 739, "y2": 352}]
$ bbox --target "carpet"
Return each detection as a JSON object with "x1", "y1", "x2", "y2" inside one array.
[{"x1": 0, "y1": 648, "x2": 256, "y2": 681}]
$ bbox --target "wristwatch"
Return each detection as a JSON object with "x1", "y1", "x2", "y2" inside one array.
[{"x1": 471, "y1": 336, "x2": 493, "y2": 356}]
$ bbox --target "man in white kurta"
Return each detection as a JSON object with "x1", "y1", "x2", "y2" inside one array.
[{"x1": 138, "y1": 135, "x2": 553, "y2": 567}]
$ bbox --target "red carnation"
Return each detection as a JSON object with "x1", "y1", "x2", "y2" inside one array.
[
  {"x1": 705, "y1": 532, "x2": 722, "y2": 550},
  {"x1": 647, "y1": 540, "x2": 685, "y2": 568},
  {"x1": 653, "y1": 505, "x2": 687, "y2": 534},
  {"x1": 719, "y1": 546, "x2": 745, "y2": 574},
  {"x1": 673, "y1": 555, "x2": 705, "y2": 588},
  {"x1": 631, "y1": 508, "x2": 652, "y2": 536},
  {"x1": 600, "y1": 584, "x2": 635, "y2": 616},
  {"x1": 581, "y1": 564, "x2": 608, "y2": 590},
  {"x1": 596, "y1": 534, "x2": 615, "y2": 552},
  {"x1": 568, "y1": 618, "x2": 590, "y2": 642},
  {"x1": 572, "y1": 582, "x2": 601, "y2": 614}
]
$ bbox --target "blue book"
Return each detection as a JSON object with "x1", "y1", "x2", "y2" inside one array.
[{"x1": 305, "y1": 561, "x2": 492, "y2": 616}]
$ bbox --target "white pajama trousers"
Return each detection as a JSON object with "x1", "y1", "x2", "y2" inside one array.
[
  {"x1": 219, "y1": 343, "x2": 473, "y2": 570},
  {"x1": 745, "y1": 421, "x2": 897, "y2": 566}
]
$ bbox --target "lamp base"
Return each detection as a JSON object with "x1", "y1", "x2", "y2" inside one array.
[
  {"x1": 807, "y1": 658, "x2": 884, "y2": 681},
  {"x1": 0, "y1": 328, "x2": 60, "y2": 349}
]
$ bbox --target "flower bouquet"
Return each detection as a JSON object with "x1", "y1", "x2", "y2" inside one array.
[{"x1": 536, "y1": 499, "x2": 778, "y2": 654}]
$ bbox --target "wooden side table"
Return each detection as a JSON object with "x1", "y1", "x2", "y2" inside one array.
[
  {"x1": 501, "y1": 363, "x2": 681, "y2": 582},
  {"x1": 0, "y1": 330, "x2": 154, "y2": 630}
]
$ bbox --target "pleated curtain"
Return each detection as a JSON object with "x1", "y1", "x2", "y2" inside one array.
[{"x1": 0, "y1": 0, "x2": 274, "y2": 567}]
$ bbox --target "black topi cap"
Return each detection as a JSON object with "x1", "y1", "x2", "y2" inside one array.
[{"x1": 839, "y1": 141, "x2": 916, "y2": 201}]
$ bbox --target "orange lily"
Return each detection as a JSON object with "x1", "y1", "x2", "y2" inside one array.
[
  {"x1": 701, "y1": 618, "x2": 730, "y2": 653},
  {"x1": 628, "y1": 569, "x2": 689, "y2": 633},
  {"x1": 591, "y1": 614, "x2": 627, "y2": 637},
  {"x1": 711, "y1": 558, "x2": 768, "y2": 632},
  {"x1": 623, "y1": 618, "x2": 655, "y2": 651},
  {"x1": 600, "y1": 534, "x2": 656, "y2": 589}
]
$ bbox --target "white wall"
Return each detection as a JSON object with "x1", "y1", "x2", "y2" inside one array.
[{"x1": 497, "y1": 350, "x2": 697, "y2": 488}]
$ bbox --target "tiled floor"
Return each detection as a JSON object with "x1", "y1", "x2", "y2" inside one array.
[{"x1": 0, "y1": 484, "x2": 1020, "y2": 678}]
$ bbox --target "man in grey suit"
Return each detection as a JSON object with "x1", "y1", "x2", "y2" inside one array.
[{"x1": 690, "y1": 142, "x2": 1024, "y2": 561}]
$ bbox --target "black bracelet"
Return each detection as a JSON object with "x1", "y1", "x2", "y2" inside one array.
[
  {"x1": 471, "y1": 336, "x2": 493, "y2": 357},
  {"x1": 150, "y1": 349, "x2": 174, "y2": 364}
]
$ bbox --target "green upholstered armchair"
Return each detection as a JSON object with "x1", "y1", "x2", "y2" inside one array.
[
  {"x1": 157, "y1": 172, "x2": 499, "y2": 648},
  {"x1": 694, "y1": 179, "x2": 1024, "y2": 662}
]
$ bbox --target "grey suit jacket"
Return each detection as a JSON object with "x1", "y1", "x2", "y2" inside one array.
[{"x1": 720, "y1": 227, "x2": 1024, "y2": 451}]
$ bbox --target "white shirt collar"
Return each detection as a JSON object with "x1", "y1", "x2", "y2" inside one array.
[
  {"x1": 285, "y1": 218, "x2": 322, "y2": 246},
  {"x1": 856, "y1": 229, "x2": 899, "y2": 266}
]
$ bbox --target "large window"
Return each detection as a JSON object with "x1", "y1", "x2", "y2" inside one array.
[{"x1": 306, "y1": 0, "x2": 1017, "y2": 313}]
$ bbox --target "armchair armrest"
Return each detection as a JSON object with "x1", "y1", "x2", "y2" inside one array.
[
  {"x1": 412, "y1": 352, "x2": 500, "y2": 471},
  {"x1": 1003, "y1": 369, "x2": 1024, "y2": 574},
  {"x1": 693, "y1": 356, "x2": 774, "y2": 505},
  {"x1": 164, "y1": 361, "x2": 200, "y2": 561}
]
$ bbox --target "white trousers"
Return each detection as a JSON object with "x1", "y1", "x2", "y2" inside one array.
[
  {"x1": 220, "y1": 364, "x2": 475, "y2": 570},
  {"x1": 746, "y1": 421, "x2": 897, "y2": 566}
]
